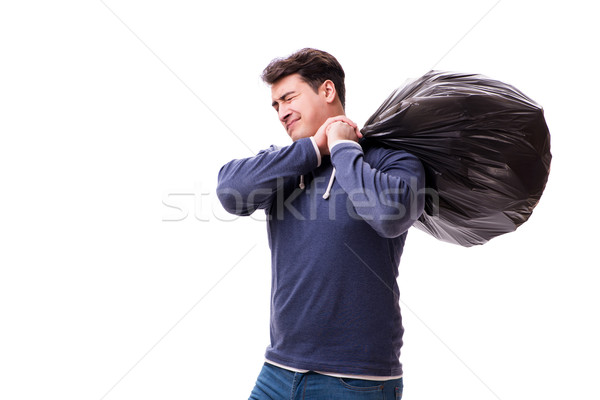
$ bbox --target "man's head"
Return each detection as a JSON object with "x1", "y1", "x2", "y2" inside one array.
[{"x1": 262, "y1": 48, "x2": 346, "y2": 141}]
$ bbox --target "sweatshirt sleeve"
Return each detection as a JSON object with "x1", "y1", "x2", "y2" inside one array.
[
  {"x1": 216, "y1": 137, "x2": 319, "y2": 216},
  {"x1": 330, "y1": 142, "x2": 426, "y2": 238}
]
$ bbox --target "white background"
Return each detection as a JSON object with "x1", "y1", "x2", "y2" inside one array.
[{"x1": 1, "y1": 1, "x2": 598, "y2": 399}]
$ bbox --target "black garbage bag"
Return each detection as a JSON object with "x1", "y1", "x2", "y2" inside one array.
[{"x1": 361, "y1": 70, "x2": 551, "y2": 247}]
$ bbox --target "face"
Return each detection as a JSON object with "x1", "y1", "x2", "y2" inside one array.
[{"x1": 271, "y1": 74, "x2": 329, "y2": 141}]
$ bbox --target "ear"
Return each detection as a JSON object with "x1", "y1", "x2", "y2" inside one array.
[{"x1": 320, "y1": 80, "x2": 337, "y2": 104}]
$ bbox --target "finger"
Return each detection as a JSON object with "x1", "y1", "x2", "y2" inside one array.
[
  {"x1": 320, "y1": 118, "x2": 340, "y2": 134},
  {"x1": 327, "y1": 115, "x2": 356, "y2": 128},
  {"x1": 325, "y1": 116, "x2": 348, "y2": 127},
  {"x1": 338, "y1": 117, "x2": 357, "y2": 129},
  {"x1": 325, "y1": 121, "x2": 345, "y2": 134},
  {"x1": 336, "y1": 121, "x2": 361, "y2": 137},
  {"x1": 343, "y1": 117, "x2": 357, "y2": 128}
]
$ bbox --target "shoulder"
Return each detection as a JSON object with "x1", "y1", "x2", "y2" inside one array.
[
  {"x1": 258, "y1": 144, "x2": 282, "y2": 154},
  {"x1": 361, "y1": 139, "x2": 422, "y2": 171}
]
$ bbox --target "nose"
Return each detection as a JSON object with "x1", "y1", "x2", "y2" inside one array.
[{"x1": 278, "y1": 104, "x2": 292, "y2": 124}]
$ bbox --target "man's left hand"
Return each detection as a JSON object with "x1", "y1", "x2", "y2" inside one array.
[{"x1": 326, "y1": 120, "x2": 363, "y2": 149}]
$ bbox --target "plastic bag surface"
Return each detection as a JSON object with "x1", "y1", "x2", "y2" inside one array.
[{"x1": 361, "y1": 70, "x2": 551, "y2": 246}]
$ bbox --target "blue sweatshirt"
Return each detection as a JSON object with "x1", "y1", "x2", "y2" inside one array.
[{"x1": 217, "y1": 137, "x2": 425, "y2": 377}]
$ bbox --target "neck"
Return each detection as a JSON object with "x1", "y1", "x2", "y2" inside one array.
[{"x1": 327, "y1": 103, "x2": 345, "y2": 117}]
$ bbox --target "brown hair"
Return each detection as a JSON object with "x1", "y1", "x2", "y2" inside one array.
[{"x1": 261, "y1": 48, "x2": 346, "y2": 109}]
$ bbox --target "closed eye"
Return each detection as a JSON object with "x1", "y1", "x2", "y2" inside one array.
[
  {"x1": 272, "y1": 97, "x2": 297, "y2": 112},
  {"x1": 272, "y1": 91, "x2": 299, "y2": 111}
]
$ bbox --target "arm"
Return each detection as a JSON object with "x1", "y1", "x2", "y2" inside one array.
[
  {"x1": 216, "y1": 137, "x2": 320, "y2": 216},
  {"x1": 328, "y1": 128, "x2": 426, "y2": 238}
]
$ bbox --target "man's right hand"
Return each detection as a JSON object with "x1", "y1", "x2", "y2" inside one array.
[{"x1": 313, "y1": 116, "x2": 359, "y2": 156}]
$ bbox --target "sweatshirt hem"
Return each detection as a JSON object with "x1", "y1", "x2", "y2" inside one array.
[{"x1": 264, "y1": 352, "x2": 403, "y2": 378}]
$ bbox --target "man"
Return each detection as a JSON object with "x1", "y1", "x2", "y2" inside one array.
[{"x1": 217, "y1": 48, "x2": 425, "y2": 399}]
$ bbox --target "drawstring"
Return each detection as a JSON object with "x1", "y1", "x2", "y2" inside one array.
[
  {"x1": 298, "y1": 168, "x2": 336, "y2": 199},
  {"x1": 322, "y1": 168, "x2": 336, "y2": 200}
]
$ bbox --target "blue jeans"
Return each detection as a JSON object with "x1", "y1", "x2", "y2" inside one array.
[{"x1": 249, "y1": 363, "x2": 403, "y2": 400}]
